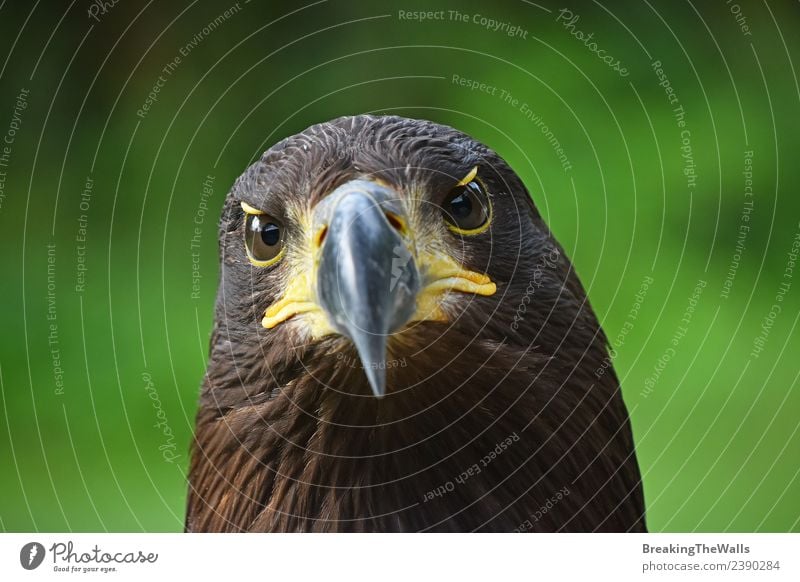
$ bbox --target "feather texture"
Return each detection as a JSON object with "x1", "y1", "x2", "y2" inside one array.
[{"x1": 186, "y1": 115, "x2": 646, "y2": 532}]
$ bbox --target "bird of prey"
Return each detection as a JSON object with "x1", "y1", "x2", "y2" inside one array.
[{"x1": 186, "y1": 115, "x2": 646, "y2": 532}]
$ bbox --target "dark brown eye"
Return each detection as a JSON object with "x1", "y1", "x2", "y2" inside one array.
[
  {"x1": 244, "y1": 213, "x2": 284, "y2": 266},
  {"x1": 442, "y1": 180, "x2": 490, "y2": 234}
]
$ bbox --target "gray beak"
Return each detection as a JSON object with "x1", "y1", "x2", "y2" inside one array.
[{"x1": 314, "y1": 180, "x2": 420, "y2": 396}]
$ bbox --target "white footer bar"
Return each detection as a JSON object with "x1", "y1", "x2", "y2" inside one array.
[{"x1": 1, "y1": 533, "x2": 797, "y2": 581}]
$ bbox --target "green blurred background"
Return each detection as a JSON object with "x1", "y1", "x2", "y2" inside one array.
[{"x1": 0, "y1": 0, "x2": 798, "y2": 532}]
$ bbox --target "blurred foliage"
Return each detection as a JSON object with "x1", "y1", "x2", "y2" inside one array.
[{"x1": 0, "y1": 0, "x2": 798, "y2": 532}]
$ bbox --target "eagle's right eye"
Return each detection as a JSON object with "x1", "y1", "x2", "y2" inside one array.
[{"x1": 244, "y1": 212, "x2": 284, "y2": 266}]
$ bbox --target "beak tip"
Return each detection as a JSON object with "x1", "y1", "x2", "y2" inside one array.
[
  {"x1": 349, "y1": 333, "x2": 390, "y2": 398},
  {"x1": 364, "y1": 359, "x2": 387, "y2": 398}
]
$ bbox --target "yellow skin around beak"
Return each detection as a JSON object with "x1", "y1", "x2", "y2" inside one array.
[
  {"x1": 409, "y1": 251, "x2": 497, "y2": 323},
  {"x1": 250, "y1": 170, "x2": 497, "y2": 339},
  {"x1": 262, "y1": 249, "x2": 496, "y2": 338}
]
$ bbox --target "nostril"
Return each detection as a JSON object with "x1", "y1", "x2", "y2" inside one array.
[
  {"x1": 315, "y1": 225, "x2": 328, "y2": 247},
  {"x1": 384, "y1": 211, "x2": 405, "y2": 234}
]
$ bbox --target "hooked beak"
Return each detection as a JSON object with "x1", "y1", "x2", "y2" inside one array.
[
  {"x1": 261, "y1": 179, "x2": 496, "y2": 397},
  {"x1": 315, "y1": 181, "x2": 418, "y2": 396}
]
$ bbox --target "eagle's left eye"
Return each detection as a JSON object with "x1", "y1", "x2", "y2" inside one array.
[
  {"x1": 441, "y1": 180, "x2": 491, "y2": 234},
  {"x1": 244, "y1": 212, "x2": 284, "y2": 266}
]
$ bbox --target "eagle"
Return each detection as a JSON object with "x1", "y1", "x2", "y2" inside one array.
[{"x1": 186, "y1": 115, "x2": 646, "y2": 532}]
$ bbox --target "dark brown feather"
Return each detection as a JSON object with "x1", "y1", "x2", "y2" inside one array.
[{"x1": 186, "y1": 115, "x2": 646, "y2": 532}]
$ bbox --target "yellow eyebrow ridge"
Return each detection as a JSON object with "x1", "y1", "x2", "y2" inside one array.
[
  {"x1": 240, "y1": 201, "x2": 264, "y2": 214},
  {"x1": 455, "y1": 166, "x2": 478, "y2": 187}
]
